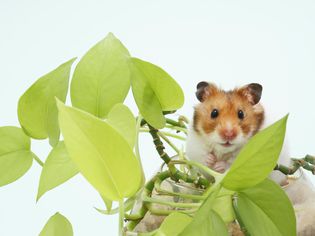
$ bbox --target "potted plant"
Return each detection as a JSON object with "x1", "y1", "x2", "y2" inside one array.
[{"x1": 2, "y1": 33, "x2": 312, "y2": 236}]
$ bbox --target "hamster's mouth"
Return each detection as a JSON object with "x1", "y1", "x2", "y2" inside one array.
[{"x1": 221, "y1": 142, "x2": 233, "y2": 147}]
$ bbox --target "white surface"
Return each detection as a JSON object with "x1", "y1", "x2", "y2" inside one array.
[{"x1": 1, "y1": 0, "x2": 315, "y2": 235}]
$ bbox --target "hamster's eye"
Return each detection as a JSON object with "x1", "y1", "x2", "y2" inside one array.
[
  {"x1": 211, "y1": 109, "x2": 219, "y2": 119},
  {"x1": 238, "y1": 110, "x2": 245, "y2": 119}
]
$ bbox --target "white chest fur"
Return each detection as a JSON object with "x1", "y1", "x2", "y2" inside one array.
[{"x1": 185, "y1": 125, "x2": 240, "y2": 168}]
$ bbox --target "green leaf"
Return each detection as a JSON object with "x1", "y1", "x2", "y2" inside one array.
[
  {"x1": 39, "y1": 212, "x2": 73, "y2": 236},
  {"x1": 107, "y1": 103, "x2": 136, "y2": 148},
  {"x1": 235, "y1": 179, "x2": 296, "y2": 236},
  {"x1": 0, "y1": 126, "x2": 35, "y2": 186},
  {"x1": 71, "y1": 33, "x2": 131, "y2": 118},
  {"x1": 18, "y1": 58, "x2": 76, "y2": 147},
  {"x1": 212, "y1": 194, "x2": 235, "y2": 223},
  {"x1": 222, "y1": 115, "x2": 288, "y2": 191},
  {"x1": 179, "y1": 188, "x2": 228, "y2": 236},
  {"x1": 129, "y1": 58, "x2": 184, "y2": 129},
  {"x1": 154, "y1": 213, "x2": 192, "y2": 236},
  {"x1": 131, "y1": 58, "x2": 184, "y2": 111},
  {"x1": 100, "y1": 194, "x2": 113, "y2": 213},
  {"x1": 95, "y1": 196, "x2": 135, "y2": 215},
  {"x1": 56, "y1": 100, "x2": 142, "y2": 200},
  {"x1": 37, "y1": 142, "x2": 78, "y2": 201}
]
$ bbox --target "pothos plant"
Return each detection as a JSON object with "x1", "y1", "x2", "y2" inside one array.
[{"x1": 2, "y1": 32, "x2": 311, "y2": 236}]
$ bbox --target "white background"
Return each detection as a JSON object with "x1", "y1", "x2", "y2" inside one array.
[{"x1": 1, "y1": 0, "x2": 315, "y2": 235}]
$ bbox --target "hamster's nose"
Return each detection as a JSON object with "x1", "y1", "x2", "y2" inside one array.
[{"x1": 221, "y1": 128, "x2": 237, "y2": 141}]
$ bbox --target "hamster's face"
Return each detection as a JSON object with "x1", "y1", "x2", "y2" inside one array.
[{"x1": 193, "y1": 82, "x2": 264, "y2": 154}]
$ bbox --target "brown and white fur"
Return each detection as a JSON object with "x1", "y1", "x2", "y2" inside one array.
[
  {"x1": 186, "y1": 81, "x2": 315, "y2": 236},
  {"x1": 186, "y1": 82, "x2": 264, "y2": 173}
]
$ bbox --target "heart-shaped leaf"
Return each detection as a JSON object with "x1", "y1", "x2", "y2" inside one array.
[
  {"x1": 39, "y1": 212, "x2": 73, "y2": 236},
  {"x1": 107, "y1": 103, "x2": 136, "y2": 148},
  {"x1": 234, "y1": 179, "x2": 296, "y2": 236},
  {"x1": 71, "y1": 33, "x2": 131, "y2": 118},
  {"x1": 37, "y1": 142, "x2": 78, "y2": 201},
  {"x1": 56, "y1": 100, "x2": 143, "y2": 200},
  {"x1": 222, "y1": 115, "x2": 288, "y2": 191},
  {"x1": 0, "y1": 126, "x2": 35, "y2": 186},
  {"x1": 18, "y1": 58, "x2": 76, "y2": 147},
  {"x1": 129, "y1": 58, "x2": 184, "y2": 128},
  {"x1": 154, "y1": 213, "x2": 192, "y2": 236}
]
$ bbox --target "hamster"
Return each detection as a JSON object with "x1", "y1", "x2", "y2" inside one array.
[
  {"x1": 186, "y1": 81, "x2": 265, "y2": 173},
  {"x1": 186, "y1": 82, "x2": 315, "y2": 235}
]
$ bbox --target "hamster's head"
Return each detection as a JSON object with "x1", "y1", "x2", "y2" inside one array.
[{"x1": 193, "y1": 82, "x2": 265, "y2": 154}]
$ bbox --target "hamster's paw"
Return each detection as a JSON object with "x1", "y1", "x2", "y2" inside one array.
[
  {"x1": 213, "y1": 161, "x2": 228, "y2": 173},
  {"x1": 205, "y1": 152, "x2": 217, "y2": 168}
]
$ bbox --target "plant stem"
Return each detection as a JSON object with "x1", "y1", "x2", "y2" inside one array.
[
  {"x1": 295, "y1": 160, "x2": 315, "y2": 174},
  {"x1": 274, "y1": 155, "x2": 315, "y2": 175},
  {"x1": 178, "y1": 145, "x2": 186, "y2": 172},
  {"x1": 147, "y1": 124, "x2": 172, "y2": 164},
  {"x1": 125, "y1": 207, "x2": 148, "y2": 221},
  {"x1": 158, "y1": 132, "x2": 180, "y2": 154},
  {"x1": 32, "y1": 153, "x2": 44, "y2": 167},
  {"x1": 119, "y1": 199, "x2": 124, "y2": 236},
  {"x1": 155, "y1": 186, "x2": 205, "y2": 200},
  {"x1": 154, "y1": 173, "x2": 205, "y2": 200},
  {"x1": 178, "y1": 115, "x2": 190, "y2": 124},
  {"x1": 305, "y1": 155, "x2": 315, "y2": 164},
  {"x1": 165, "y1": 118, "x2": 187, "y2": 129},
  {"x1": 125, "y1": 220, "x2": 140, "y2": 232},
  {"x1": 135, "y1": 116, "x2": 142, "y2": 163},
  {"x1": 143, "y1": 195, "x2": 201, "y2": 208},
  {"x1": 147, "y1": 124, "x2": 209, "y2": 187},
  {"x1": 170, "y1": 159, "x2": 221, "y2": 179},
  {"x1": 140, "y1": 128, "x2": 186, "y2": 141},
  {"x1": 232, "y1": 194, "x2": 250, "y2": 236},
  {"x1": 125, "y1": 172, "x2": 171, "y2": 223},
  {"x1": 96, "y1": 197, "x2": 135, "y2": 215},
  {"x1": 145, "y1": 203, "x2": 198, "y2": 215},
  {"x1": 175, "y1": 164, "x2": 210, "y2": 187},
  {"x1": 274, "y1": 164, "x2": 299, "y2": 175},
  {"x1": 161, "y1": 132, "x2": 186, "y2": 141},
  {"x1": 165, "y1": 124, "x2": 188, "y2": 134},
  {"x1": 135, "y1": 115, "x2": 146, "y2": 183}
]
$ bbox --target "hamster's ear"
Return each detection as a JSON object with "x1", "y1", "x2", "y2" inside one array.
[
  {"x1": 196, "y1": 81, "x2": 218, "y2": 102},
  {"x1": 238, "y1": 83, "x2": 263, "y2": 105}
]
